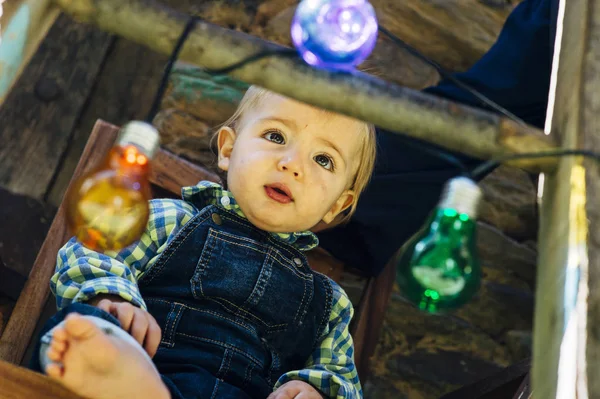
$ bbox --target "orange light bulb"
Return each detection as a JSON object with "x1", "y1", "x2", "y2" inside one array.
[{"x1": 65, "y1": 122, "x2": 160, "y2": 252}]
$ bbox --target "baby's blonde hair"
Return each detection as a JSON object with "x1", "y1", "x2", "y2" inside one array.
[{"x1": 217, "y1": 86, "x2": 377, "y2": 223}]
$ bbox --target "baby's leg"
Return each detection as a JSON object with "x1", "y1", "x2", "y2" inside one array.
[{"x1": 45, "y1": 313, "x2": 170, "y2": 399}]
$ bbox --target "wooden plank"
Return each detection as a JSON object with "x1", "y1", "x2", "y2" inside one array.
[
  {"x1": 87, "y1": 121, "x2": 221, "y2": 191},
  {"x1": 46, "y1": 37, "x2": 165, "y2": 206},
  {"x1": 0, "y1": 359, "x2": 83, "y2": 399},
  {"x1": 0, "y1": 120, "x2": 118, "y2": 364},
  {"x1": 531, "y1": 0, "x2": 600, "y2": 396},
  {"x1": 46, "y1": 0, "x2": 208, "y2": 207},
  {"x1": 0, "y1": 13, "x2": 112, "y2": 199},
  {"x1": 151, "y1": 148, "x2": 221, "y2": 193},
  {"x1": 350, "y1": 258, "x2": 395, "y2": 379}
]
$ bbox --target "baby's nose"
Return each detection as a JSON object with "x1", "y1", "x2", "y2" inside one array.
[
  {"x1": 278, "y1": 156, "x2": 304, "y2": 178},
  {"x1": 281, "y1": 164, "x2": 300, "y2": 177}
]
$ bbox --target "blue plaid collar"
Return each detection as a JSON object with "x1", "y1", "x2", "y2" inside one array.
[{"x1": 181, "y1": 181, "x2": 319, "y2": 251}]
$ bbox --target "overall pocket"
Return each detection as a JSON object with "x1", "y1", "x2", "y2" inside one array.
[{"x1": 190, "y1": 227, "x2": 314, "y2": 331}]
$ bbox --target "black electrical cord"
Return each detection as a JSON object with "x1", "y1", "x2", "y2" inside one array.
[
  {"x1": 146, "y1": 16, "x2": 201, "y2": 123},
  {"x1": 147, "y1": 15, "x2": 525, "y2": 133},
  {"x1": 145, "y1": 16, "x2": 297, "y2": 123},
  {"x1": 470, "y1": 149, "x2": 600, "y2": 180},
  {"x1": 378, "y1": 26, "x2": 528, "y2": 128},
  {"x1": 205, "y1": 48, "x2": 298, "y2": 75}
]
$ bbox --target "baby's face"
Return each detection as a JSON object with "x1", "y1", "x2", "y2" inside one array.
[{"x1": 218, "y1": 93, "x2": 365, "y2": 233}]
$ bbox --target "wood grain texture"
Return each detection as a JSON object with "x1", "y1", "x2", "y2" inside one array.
[
  {"x1": 0, "y1": 121, "x2": 118, "y2": 364},
  {"x1": 531, "y1": 0, "x2": 600, "y2": 395},
  {"x1": 151, "y1": 148, "x2": 221, "y2": 193},
  {"x1": 0, "y1": 13, "x2": 112, "y2": 199},
  {"x1": 351, "y1": 258, "x2": 395, "y2": 380},
  {"x1": 47, "y1": 36, "x2": 164, "y2": 207},
  {"x1": 0, "y1": 359, "x2": 84, "y2": 399},
  {"x1": 45, "y1": 0, "x2": 214, "y2": 207}
]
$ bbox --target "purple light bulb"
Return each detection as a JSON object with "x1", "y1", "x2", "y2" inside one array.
[{"x1": 291, "y1": 0, "x2": 378, "y2": 71}]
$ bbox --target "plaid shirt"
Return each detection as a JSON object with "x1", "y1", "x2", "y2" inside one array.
[{"x1": 51, "y1": 181, "x2": 362, "y2": 398}]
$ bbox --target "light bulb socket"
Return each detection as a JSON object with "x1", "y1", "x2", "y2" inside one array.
[
  {"x1": 438, "y1": 177, "x2": 482, "y2": 218},
  {"x1": 117, "y1": 121, "x2": 160, "y2": 159}
]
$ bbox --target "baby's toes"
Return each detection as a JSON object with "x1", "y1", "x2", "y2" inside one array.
[
  {"x1": 50, "y1": 335, "x2": 68, "y2": 354},
  {"x1": 51, "y1": 327, "x2": 68, "y2": 343},
  {"x1": 46, "y1": 347, "x2": 63, "y2": 362},
  {"x1": 45, "y1": 362, "x2": 64, "y2": 380}
]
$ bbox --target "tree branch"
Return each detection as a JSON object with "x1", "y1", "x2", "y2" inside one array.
[{"x1": 53, "y1": 0, "x2": 558, "y2": 172}]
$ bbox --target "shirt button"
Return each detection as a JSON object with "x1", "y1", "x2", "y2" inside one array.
[
  {"x1": 212, "y1": 213, "x2": 222, "y2": 225},
  {"x1": 293, "y1": 258, "x2": 302, "y2": 266},
  {"x1": 220, "y1": 196, "x2": 230, "y2": 207}
]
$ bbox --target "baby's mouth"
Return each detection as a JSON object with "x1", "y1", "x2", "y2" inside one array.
[{"x1": 264, "y1": 184, "x2": 293, "y2": 204}]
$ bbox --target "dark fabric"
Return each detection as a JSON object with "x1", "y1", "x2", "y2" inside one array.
[
  {"x1": 137, "y1": 205, "x2": 332, "y2": 399},
  {"x1": 318, "y1": 0, "x2": 556, "y2": 276},
  {"x1": 31, "y1": 206, "x2": 332, "y2": 399}
]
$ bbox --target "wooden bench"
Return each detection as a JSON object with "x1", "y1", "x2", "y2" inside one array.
[{"x1": 0, "y1": 119, "x2": 395, "y2": 391}]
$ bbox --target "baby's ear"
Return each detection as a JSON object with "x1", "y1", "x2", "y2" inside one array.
[
  {"x1": 322, "y1": 190, "x2": 355, "y2": 224},
  {"x1": 217, "y1": 127, "x2": 236, "y2": 172}
]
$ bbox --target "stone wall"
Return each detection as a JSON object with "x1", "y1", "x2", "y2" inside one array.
[{"x1": 155, "y1": 1, "x2": 536, "y2": 397}]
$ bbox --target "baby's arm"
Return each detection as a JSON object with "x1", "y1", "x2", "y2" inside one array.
[
  {"x1": 51, "y1": 198, "x2": 197, "y2": 310},
  {"x1": 52, "y1": 237, "x2": 147, "y2": 310},
  {"x1": 273, "y1": 283, "x2": 362, "y2": 399},
  {"x1": 50, "y1": 199, "x2": 197, "y2": 354}
]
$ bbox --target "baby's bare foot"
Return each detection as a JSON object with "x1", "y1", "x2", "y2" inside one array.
[
  {"x1": 45, "y1": 326, "x2": 69, "y2": 365},
  {"x1": 45, "y1": 314, "x2": 170, "y2": 399}
]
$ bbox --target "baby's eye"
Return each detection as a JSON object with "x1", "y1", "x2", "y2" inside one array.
[
  {"x1": 263, "y1": 130, "x2": 285, "y2": 144},
  {"x1": 314, "y1": 154, "x2": 335, "y2": 171}
]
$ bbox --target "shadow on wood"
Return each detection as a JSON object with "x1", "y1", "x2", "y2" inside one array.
[
  {"x1": 439, "y1": 358, "x2": 530, "y2": 399},
  {"x1": 0, "y1": 359, "x2": 84, "y2": 399}
]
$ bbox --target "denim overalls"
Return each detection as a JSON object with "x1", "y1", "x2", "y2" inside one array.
[{"x1": 34, "y1": 205, "x2": 334, "y2": 399}]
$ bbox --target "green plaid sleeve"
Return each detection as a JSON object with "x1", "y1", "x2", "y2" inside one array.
[
  {"x1": 51, "y1": 198, "x2": 197, "y2": 311},
  {"x1": 274, "y1": 282, "x2": 362, "y2": 398}
]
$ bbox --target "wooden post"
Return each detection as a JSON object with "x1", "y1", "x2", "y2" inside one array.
[{"x1": 533, "y1": 0, "x2": 600, "y2": 396}]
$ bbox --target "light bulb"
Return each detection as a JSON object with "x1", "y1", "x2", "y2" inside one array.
[
  {"x1": 395, "y1": 177, "x2": 482, "y2": 313},
  {"x1": 65, "y1": 121, "x2": 160, "y2": 252},
  {"x1": 291, "y1": 0, "x2": 378, "y2": 70}
]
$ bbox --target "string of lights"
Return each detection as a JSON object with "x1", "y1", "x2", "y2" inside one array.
[{"x1": 143, "y1": 3, "x2": 597, "y2": 313}]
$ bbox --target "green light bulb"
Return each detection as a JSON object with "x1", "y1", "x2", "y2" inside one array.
[{"x1": 395, "y1": 177, "x2": 482, "y2": 313}]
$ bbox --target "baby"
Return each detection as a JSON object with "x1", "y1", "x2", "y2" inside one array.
[{"x1": 39, "y1": 86, "x2": 376, "y2": 399}]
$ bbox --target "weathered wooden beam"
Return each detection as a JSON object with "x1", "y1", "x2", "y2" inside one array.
[
  {"x1": 0, "y1": 359, "x2": 84, "y2": 399},
  {"x1": 532, "y1": 0, "x2": 600, "y2": 396},
  {"x1": 53, "y1": 0, "x2": 559, "y2": 172},
  {"x1": 0, "y1": 12, "x2": 113, "y2": 199}
]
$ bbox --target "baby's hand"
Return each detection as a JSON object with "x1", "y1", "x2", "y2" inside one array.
[
  {"x1": 267, "y1": 381, "x2": 326, "y2": 399},
  {"x1": 93, "y1": 296, "x2": 162, "y2": 358}
]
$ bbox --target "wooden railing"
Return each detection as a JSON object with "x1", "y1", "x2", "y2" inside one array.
[{"x1": 0, "y1": 359, "x2": 83, "y2": 399}]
